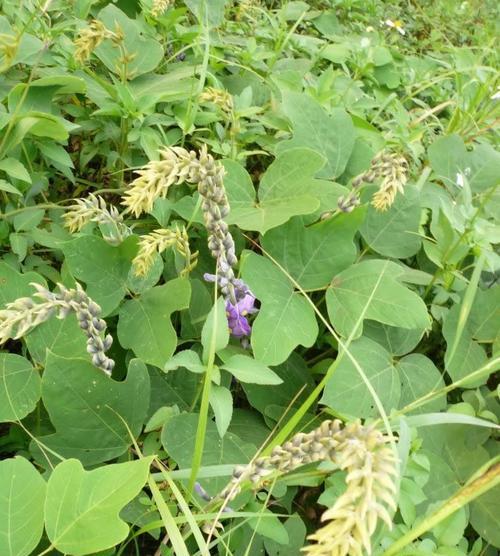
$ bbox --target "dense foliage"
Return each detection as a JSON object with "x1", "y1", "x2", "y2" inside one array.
[{"x1": 0, "y1": 1, "x2": 499, "y2": 555}]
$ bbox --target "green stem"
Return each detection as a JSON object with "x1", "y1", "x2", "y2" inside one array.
[
  {"x1": 382, "y1": 460, "x2": 500, "y2": 556},
  {"x1": 187, "y1": 285, "x2": 220, "y2": 493}
]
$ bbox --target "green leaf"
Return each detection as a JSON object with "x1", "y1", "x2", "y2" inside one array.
[
  {"x1": 25, "y1": 314, "x2": 88, "y2": 364},
  {"x1": 428, "y1": 135, "x2": 467, "y2": 190},
  {"x1": 469, "y1": 286, "x2": 500, "y2": 343},
  {"x1": 128, "y1": 67, "x2": 197, "y2": 107},
  {"x1": 360, "y1": 185, "x2": 422, "y2": 258},
  {"x1": 34, "y1": 353, "x2": 150, "y2": 466},
  {"x1": 0, "y1": 158, "x2": 31, "y2": 183},
  {"x1": 277, "y1": 91, "x2": 355, "y2": 179},
  {"x1": 201, "y1": 296, "x2": 229, "y2": 363},
  {"x1": 0, "y1": 354, "x2": 41, "y2": 422},
  {"x1": 247, "y1": 502, "x2": 289, "y2": 544},
  {"x1": 262, "y1": 211, "x2": 363, "y2": 290},
  {"x1": 95, "y1": 5, "x2": 163, "y2": 78},
  {"x1": 242, "y1": 353, "x2": 316, "y2": 421},
  {"x1": 210, "y1": 385, "x2": 233, "y2": 437},
  {"x1": 363, "y1": 321, "x2": 424, "y2": 356},
  {"x1": 264, "y1": 514, "x2": 307, "y2": 556},
  {"x1": 221, "y1": 354, "x2": 283, "y2": 385},
  {"x1": 0, "y1": 179, "x2": 22, "y2": 196},
  {"x1": 0, "y1": 263, "x2": 45, "y2": 305},
  {"x1": 0, "y1": 457, "x2": 46, "y2": 556},
  {"x1": 185, "y1": 0, "x2": 228, "y2": 26},
  {"x1": 326, "y1": 259, "x2": 430, "y2": 338},
  {"x1": 396, "y1": 354, "x2": 446, "y2": 414},
  {"x1": 118, "y1": 278, "x2": 191, "y2": 369},
  {"x1": 443, "y1": 302, "x2": 487, "y2": 385},
  {"x1": 420, "y1": 451, "x2": 460, "y2": 509},
  {"x1": 241, "y1": 252, "x2": 318, "y2": 365},
  {"x1": 63, "y1": 235, "x2": 136, "y2": 315},
  {"x1": 429, "y1": 135, "x2": 500, "y2": 193},
  {"x1": 165, "y1": 349, "x2": 205, "y2": 374},
  {"x1": 45, "y1": 457, "x2": 152, "y2": 555},
  {"x1": 223, "y1": 150, "x2": 324, "y2": 234},
  {"x1": 162, "y1": 413, "x2": 255, "y2": 494},
  {"x1": 13, "y1": 207, "x2": 44, "y2": 231},
  {"x1": 321, "y1": 336, "x2": 400, "y2": 418},
  {"x1": 470, "y1": 486, "x2": 500, "y2": 548}
]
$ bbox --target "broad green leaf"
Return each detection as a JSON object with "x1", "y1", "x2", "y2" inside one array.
[
  {"x1": 185, "y1": 0, "x2": 228, "y2": 26},
  {"x1": 467, "y1": 143, "x2": 500, "y2": 192},
  {"x1": 470, "y1": 486, "x2": 500, "y2": 548},
  {"x1": 149, "y1": 367, "x2": 199, "y2": 413},
  {"x1": 264, "y1": 514, "x2": 307, "y2": 556},
  {"x1": 277, "y1": 91, "x2": 355, "y2": 179},
  {"x1": 247, "y1": 501, "x2": 289, "y2": 544},
  {"x1": 13, "y1": 207, "x2": 44, "y2": 231},
  {"x1": 63, "y1": 235, "x2": 136, "y2": 315},
  {"x1": 34, "y1": 353, "x2": 150, "y2": 466},
  {"x1": 419, "y1": 451, "x2": 460, "y2": 509},
  {"x1": 423, "y1": 210, "x2": 469, "y2": 268},
  {"x1": 8, "y1": 75, "x2": 86, "y2": 113},
  {"x1": 360, "y1": 185, "x2": 422, "y2": 258},
  {"x1": 321, "y1": 336, "x2": 400, "y2": 418},
  {"x1": 164, "y1": 349, "x2": 205, "y2": 374},
  {"x1": 242, "y1": 353, "x2": 316, "y2": 422},
  {"x1": 223, "y1": 151, "x2": 324, "y2": 234},
  {"x1": 262, "y1": 211, "x2": 363, "y2": 290},
  {"x1": 419, "y1": 423, "x2": 490, "y2": 484},
  {"x1": 201, "y1": 296, "x2": 229, "y2": 362},
  {"x1": 241, "y1": 252, "x2": 318, "y2": 365},
  {"x1": 118, "y1": 278, "x2": 191, "y2": 369},
  {"x1": 428, "y1": 135, "x2": 467, "y2": 190},
  {"x1": 0, "y1": 354, "x2": 41, "y2": 422},
  {"x1": 326, "y1": 259, "x2": 430, "y2": 338},
  {"x1": 95, "y1": 5, "x2": 163, "y2": 78},
  {"x1": 0, "y1": 179, "x2": 22, "y2": 196},
  {"x1": 229, "y1": 409, "x2": 271, "y2": 448},
  {"x1": 396, "y1": 354, "x2": 446, "y2": 414},
  {"x1": 221, "y1": 354, "x2": 283, "y2": 385},
  {"x1": 443, "y1": 301, "x2": 487, "y2": 385},
  {"x1": 432, "y1": 505, "x2": 468, "y2": 546},
  {"x1": 0, "y1": 457, "x2": 46, "y2": 556},
  {"x1": 162, "y1": 413, "x2": 255, "y2": 494},
  {"x1": 363, "y1": 320, "x2": 424, "y2": 356},
  {"x1": 469, "y1": 286, "x2": 500, "y2": 343},
  {"x1": 210, "y1": 385, "x2": 233, "y2": 437},
  {"x1": 25, "y1": 314, "x2": 88, "y2": 364},
  {"x1": 45, "y1": 457, "x2": 152, "y2": 555},
  {"x1": 0, "y1": 263, "x2": 45, "y2": 305},
  {"x1": 0, "y1": 158, "x2": 31, "y2": 183},
  {"x1": 429, "y1": 134, "x2": 500, "y2": 193},
  {"x1": 128, "y1": 67, "x2": 197, "y2": 107}
]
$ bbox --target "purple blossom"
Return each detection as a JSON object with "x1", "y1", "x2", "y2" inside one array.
[
  {"x1": 204, "y1": 273, "x2": 258, "y2": 338},
  {"x1": 226, "y1": 293, "x2": 258, "y2": 337}
]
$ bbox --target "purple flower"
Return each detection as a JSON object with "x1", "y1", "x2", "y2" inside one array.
[{"x1": 226, "y1": 293, "x2": 257, "y2": 337}]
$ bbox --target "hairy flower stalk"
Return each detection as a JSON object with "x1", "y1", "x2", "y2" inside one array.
[
  {"x1": 64, "y1": 193, "x2": 131, "y2": 245},
  {"x1": 0, "y1": 283, "x2": 115, "y2": 375},
  {"x1": 121, "y1": 147, "x2": 197, "y2": 218},
  {"x1": 212, "y1": 420, "x2": 398, "y2": 556},
  {"x1": 151, "y1": 0, "x2": 172, "y2": 17},
  {"x1": 121, "y1": 145, "x2": 258, "y2": 337},
  {"x1": 337, "y1": 151, "x2": 408, "y2": 214},
  {"x1": 370, "y1": 153, "x2": 408, "y2": 211},
  {"x1": 132, "y1": 226, "x2": 198, "y2": 277},
  {"x1": 74, "y1": 20, "x2": 121, "y2": 64},
  {"x1": 199, "y1": 87, "x2": 234, "y2": 113}
]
